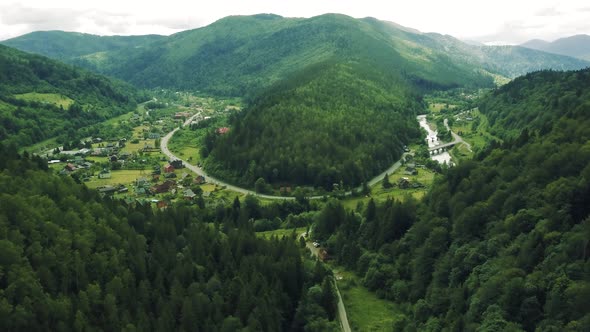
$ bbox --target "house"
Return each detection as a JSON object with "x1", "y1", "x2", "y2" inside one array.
[
  {"x1": 150, "y1": 180, "x2": 176, "y2": 194},
  {"x1": 98, "y1": 170, "x2": 112, "y2": 179},
  {"x1": 98, "y1": 185, "x2": 117, "y2": 195},
  {"x1": 92, "y1": 137, "x2": 103, "y2": 143},
  {"x1": 280, "y1": 186, "x2": 292, "y2": 194},
  {"x1": 110, "y1": 155, "x2": 118, "y2": 162},
  {"x1": 174, "y1": 112, "x2": 191, "y2": 119},
  {"x1": 170, "y1": 160, "x2": 183, "y2": 169},
  {"x1": 194, "y1": 175, "x2": 206, "y2": 184},
  {"x1": 157, "y1": 200, "x2": 169, "y2": 209},
  {"x1": 164, "y1": 172, "x2": 177, "y2": 179},
  {"x1": 65, "y1": 163, "x2": 76, "y2": 172},
  {"x1": 148, "y1": 133, "x2": 160, "y2": 139},
  {"x1": 164, "y1": 164, "x2": 175, "y2": 173},
  {"x1": 398, "y1": 177, "x2": 411, "y2": 189},
  {"x1": 404, "y1": 166, "x2": 418, "y2": 176},
  {"x1": 183, "y1": 189, "x2": 196, "y2": 200},
  {"x1": 119, "y1": 152, "x2": 131, "y2": 160},
  {"x1": 136, "y1": 177, "x2": 150, "y2": 187},
  {"x1": 216, "y1": 127, "x2": 230, "y2": 135}
]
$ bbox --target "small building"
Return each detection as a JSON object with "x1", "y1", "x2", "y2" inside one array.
[
  {"x1": 157, "y1": 200, "x2": 169, "y2": 209},
  {"x1": 216, "y1": 127, "x2": 230, "y2": 135},
  {"x1": 110, "y1": 155, "x2": 118, "y2": 162},
  {"x1": 194, "y1": 175, "x2": 206, "y2": 184},
  {"x1": 150, "y1": 180, "x2": 176, "y2": 194},
  {"x1": 280, "y1": 186, "x2": 292, "y2": 194},
  {"x1": 404, "y1": 166, "x2": 418, "y2": 176},
  {"x1": 98, "y1": 170, "x2": 112, "y2": 179},
  {"x1": 65, "y1": 163, "x2": 76, "y2": 172},
  {"x1": 398, "y1": 177, "x2": 411, "y2": 189},
  {"x1": 98, "y1": 186, "x2": 117, "y2": 195},
  {"x1": 164, "y1": 164, "x2": 175, "y2": 173},
  {"x1": 183, "y1": 189, "x2": 196, "y2": 200}
]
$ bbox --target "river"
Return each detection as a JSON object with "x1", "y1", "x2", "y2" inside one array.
[{"x1": 417, "y1": 115, "x2": 453, "y2": 165}]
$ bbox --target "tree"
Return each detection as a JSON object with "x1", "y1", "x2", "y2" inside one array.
[
  {"x1": 382, "y1": 173, "x2": 392, "y2": 189},
  {"x1": 254, "y1": 177, "x2": 268, "y2": 194}
]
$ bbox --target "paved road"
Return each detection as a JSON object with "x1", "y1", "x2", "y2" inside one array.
[
  {"x1": 428, "y1": 118, "x2": 471, "y2": 152},
  {"x1": 160, "y1": 115, "x2": 408, "y2": 200},
  {"x1": 161, "y1": 116, "x2": 295, "y2": 200},
  {"x1": 303, "y1": 234, "x2": 351, "y2": 332}
]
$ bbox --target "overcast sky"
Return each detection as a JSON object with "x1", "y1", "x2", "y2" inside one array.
[{"x1": 1, "y1": 0, "x2": 589, "y2": 44}]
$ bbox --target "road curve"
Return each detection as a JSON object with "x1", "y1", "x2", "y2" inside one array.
[{"x1": 160, "y1": 115, "x2": 407, "y2": 200}]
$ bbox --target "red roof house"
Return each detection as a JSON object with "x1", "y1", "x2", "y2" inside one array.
[{"x1": 164, "y1": 164, "x2": 175, "y2": 173}]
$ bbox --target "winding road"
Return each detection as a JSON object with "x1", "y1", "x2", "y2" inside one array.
[{"x1": 160, "y1": 114, "x2": 409, "y2": 200}]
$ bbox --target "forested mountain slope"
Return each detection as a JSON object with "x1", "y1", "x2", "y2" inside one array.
[
  {"x1": 317, "y1": 68, "x2": 590, "y2": 330},
  {"x1": 0, "y1": 45, "x2": 140, "y2": 146},
  {"x1": 3, "y1": 15, "x2": 589, "y2": 96},
  {"x1": 69, "y1": 14, "x2": 496, "y2": 95},
  {"x1": 0, "y1": 144, "x2": 340, "y2": 331},
  {"x1": 521, "y1": 35, "x2": 590, "y2": 61},
  {"x1": 204, "y1": 59, "x2": 423, "y2": 189},
  {"x1": 1, "y1": 30, "x2": 165, "y2": 61}
]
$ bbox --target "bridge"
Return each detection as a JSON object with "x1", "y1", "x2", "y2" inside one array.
[{"x1": 428, "y1": 141, "x2": 458, "y2": 155}]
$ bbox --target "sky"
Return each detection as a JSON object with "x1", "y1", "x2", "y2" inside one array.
[{"x1": 1, "y1": 0, "x2": 589, "y2": 44}]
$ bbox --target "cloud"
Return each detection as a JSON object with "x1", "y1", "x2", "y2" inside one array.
[
  {"x1": 535, "y1": 7, "x2": 561, "y2": 17},
  {"x1": 0, "y1": 4, "x2": 84, "y2": 31}
]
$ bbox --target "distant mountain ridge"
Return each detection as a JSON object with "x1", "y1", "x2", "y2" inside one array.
[
  {"x1": 2, "y1": 30, "x2": 165, "y2": 61},
  {"x1": 521, "y1": 34, "x2": 590, "y2": 61},
  {"x1": 2, "y1": 14, "x2": 588, "y2": 95}
]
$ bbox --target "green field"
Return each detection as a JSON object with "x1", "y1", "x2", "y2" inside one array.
[
  {"x1": 14, "y1": 92, "x2": 74, "y2": 109},
  {"x1": 342, "y1": 167, "x2": 436, "y2": 210},
  {"x1": 85, "y1": 170, "x2": 147, "y2": 188},
  {"x1": 335, "y1": 269, "x2": 404, "y2": 331},
  {"x1": 428, "y1": 102, "x2": 456, "y2": 112},
  {"x1": 256, "y1": 227, "x2": 305, "y2": 240}
]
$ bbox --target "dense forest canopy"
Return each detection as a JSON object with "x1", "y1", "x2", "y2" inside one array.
[
  {"x1": 316, "y1": 68, "x2": 590, "y2": 331},
  {"x1": 204, "y1": 60, "x2": 423, "y2": 189},
  {"x1": 0, "y1": 143, "x2": 345, "y2": 331},
  {"x1": 0, "y1": 45, "x2": 140, "y2": 147}
]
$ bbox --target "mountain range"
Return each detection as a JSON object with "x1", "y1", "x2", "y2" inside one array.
[
  {"x1": 2, "y1": 14, "x2": 589, "y2": 96},
  {"x1": 2, "y1": 14, "x2": 589, "y2": 188},
  {"x1": 521, "y1": 34, "x2": 590, "y2": 61}
]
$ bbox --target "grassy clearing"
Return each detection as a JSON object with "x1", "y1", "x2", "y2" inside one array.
[
  {"x1": 334, "y1": 269, "x2": 402, "y2": 331},
  {"x1": 256, "y1": 227, "x2": 305, "y2": 240},
  {"x1": 342, "y1": 167, "x2": 435, "y2": 210},
  {"x1": 85, "y1": 170, "x2": 147, "y2": 188},
  {"x1": 168, "y1": 128, "x2": 204, "y2": 164},
  {"x1": 15, "y1": 93, "x2": 74, "y2": 109},
  {"x1": 20, "y1": 137, "x2": 59, "y2": 154},
  {"x1": 428, "y1": 103, "x2": 457, "y2": 113}
]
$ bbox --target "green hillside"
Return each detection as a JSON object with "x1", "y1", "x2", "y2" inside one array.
[
  {"x1": 317, "y1": 68, "x2": 590, "y2": 330},
  {"x1": 0, "y1": 45, "x2": 139, "y2": 147},
  {"x1": 0, "y1": 144, "x2": 328, "y2": 331},
  {"x1": 4, "y1": 14, "x2": 589, "y2": 97},
  {"x1": 204, "y1": 59, "x2": 423, "y2": 189},
  {"x1": 1, "y1": 30, "x2": 164, "y2": 60}
]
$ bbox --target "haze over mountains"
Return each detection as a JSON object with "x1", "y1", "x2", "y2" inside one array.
[{"x1": 520, "y1": 34, "x2": 590, "y2": 61}]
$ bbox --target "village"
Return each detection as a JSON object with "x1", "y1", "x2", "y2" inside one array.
[{"x1": 44, "y1": 94, "x2": 240, "y2": 208}]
